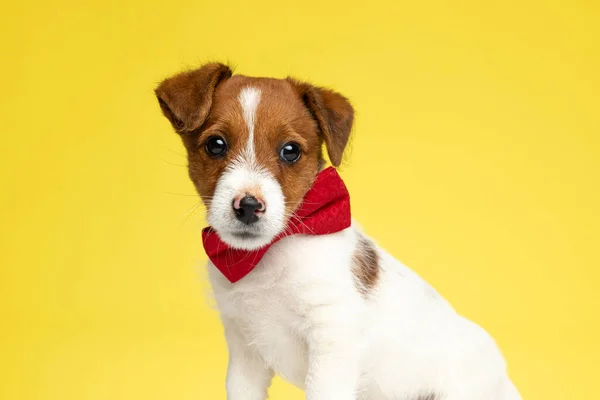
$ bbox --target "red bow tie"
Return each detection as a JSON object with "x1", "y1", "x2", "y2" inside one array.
[{"x1": 202, "y1": 167, "x2": 351, "y2": 283}]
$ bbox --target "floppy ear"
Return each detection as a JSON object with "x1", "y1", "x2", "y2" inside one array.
[
  {"x1": 155, "y1": 63, "x2": 232, "y2": 133},
  {"x1": 287, "y1": 78, "x2": 354, "y2": 166}
]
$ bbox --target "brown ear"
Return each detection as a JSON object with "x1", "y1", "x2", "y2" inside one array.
[
  {"x1": 287, "y1": 78, "x2": 354, "y2": 166},
  {"x1": 155, "y1": 63, "x2": 232, "y2": 133}
]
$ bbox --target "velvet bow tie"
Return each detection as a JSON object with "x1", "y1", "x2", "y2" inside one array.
[{"x1": 201, "y1": 167, "x2": 351, "y2": 283}]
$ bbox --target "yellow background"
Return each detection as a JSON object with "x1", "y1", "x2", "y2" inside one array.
[{"x1": 1, "y1": 0, "x2": 598, "y2": 399}]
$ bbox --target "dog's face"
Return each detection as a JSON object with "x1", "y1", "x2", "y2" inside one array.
[{"x1": 156, "y1": 63, "x2": 353, "y2": 250}]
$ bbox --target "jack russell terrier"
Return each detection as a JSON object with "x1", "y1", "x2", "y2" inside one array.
[{"x1": 155, "y1": 63, "x2": 521, "y2": 400}]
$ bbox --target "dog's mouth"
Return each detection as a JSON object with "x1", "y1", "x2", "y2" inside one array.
[
  {"x1": 214, "y1": 223, "x2": 282, "y2": 251},
  {"x1": 230, "y1": 231, "x2": 262, "y2": 239}
]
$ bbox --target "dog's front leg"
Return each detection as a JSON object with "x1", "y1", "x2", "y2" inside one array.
[
  {"x1": 304, "y1": 309, "x2": 360, "y2": 400},
  {"x1": 223, "y1": 319, "x2": 273, "y2": 400}
]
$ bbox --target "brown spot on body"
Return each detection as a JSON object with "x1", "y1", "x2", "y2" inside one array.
[{"x1": 352, "y1": 234, "x2": 380, "y2": 294}]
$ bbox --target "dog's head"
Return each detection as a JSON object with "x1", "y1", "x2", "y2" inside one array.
[{"x1": 155, "y1": 63, "x2": 354, "y2": 250}]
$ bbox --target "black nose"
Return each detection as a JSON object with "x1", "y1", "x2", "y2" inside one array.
[{"x1": 234, "y1": 195, "x2": 263, "y2": 225}]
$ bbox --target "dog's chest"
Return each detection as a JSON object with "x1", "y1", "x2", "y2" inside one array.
[
  {"x1": 216, "y1": 276, "x2": 309, "y2": 387},
  {"x1": 208, "y1": 232, "x2": 356, "y2": 388}
]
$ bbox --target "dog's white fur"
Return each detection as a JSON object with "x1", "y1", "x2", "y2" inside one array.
[
  {"x1": 238, "y1": 87, "x2": 261, "y2": 163},
  {"x1": 205, "y1": 85, "x2": 521, "y2": 400}
]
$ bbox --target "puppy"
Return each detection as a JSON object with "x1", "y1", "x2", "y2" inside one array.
[{"x1": 155, "y1": 63, "x2": 521, "y2": 400}]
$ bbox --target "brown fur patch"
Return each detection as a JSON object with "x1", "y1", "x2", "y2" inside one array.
[
  {"x1": 287, "y1": 78, "x2": 354, "y2": 166},
  {"x1": 155, "y1": 63, "x2": 232, "y2": 133},
  {"x1": 352, "y1": 234, "x2": 380, "y2": 294}
]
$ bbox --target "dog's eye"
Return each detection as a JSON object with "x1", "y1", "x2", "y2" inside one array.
[
  {"x1": 205, "y1": 136, "x2": 228, "y2": 157},
  {"x1": 279, "y1": 142, "x2": 301, "y2": 163}
]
